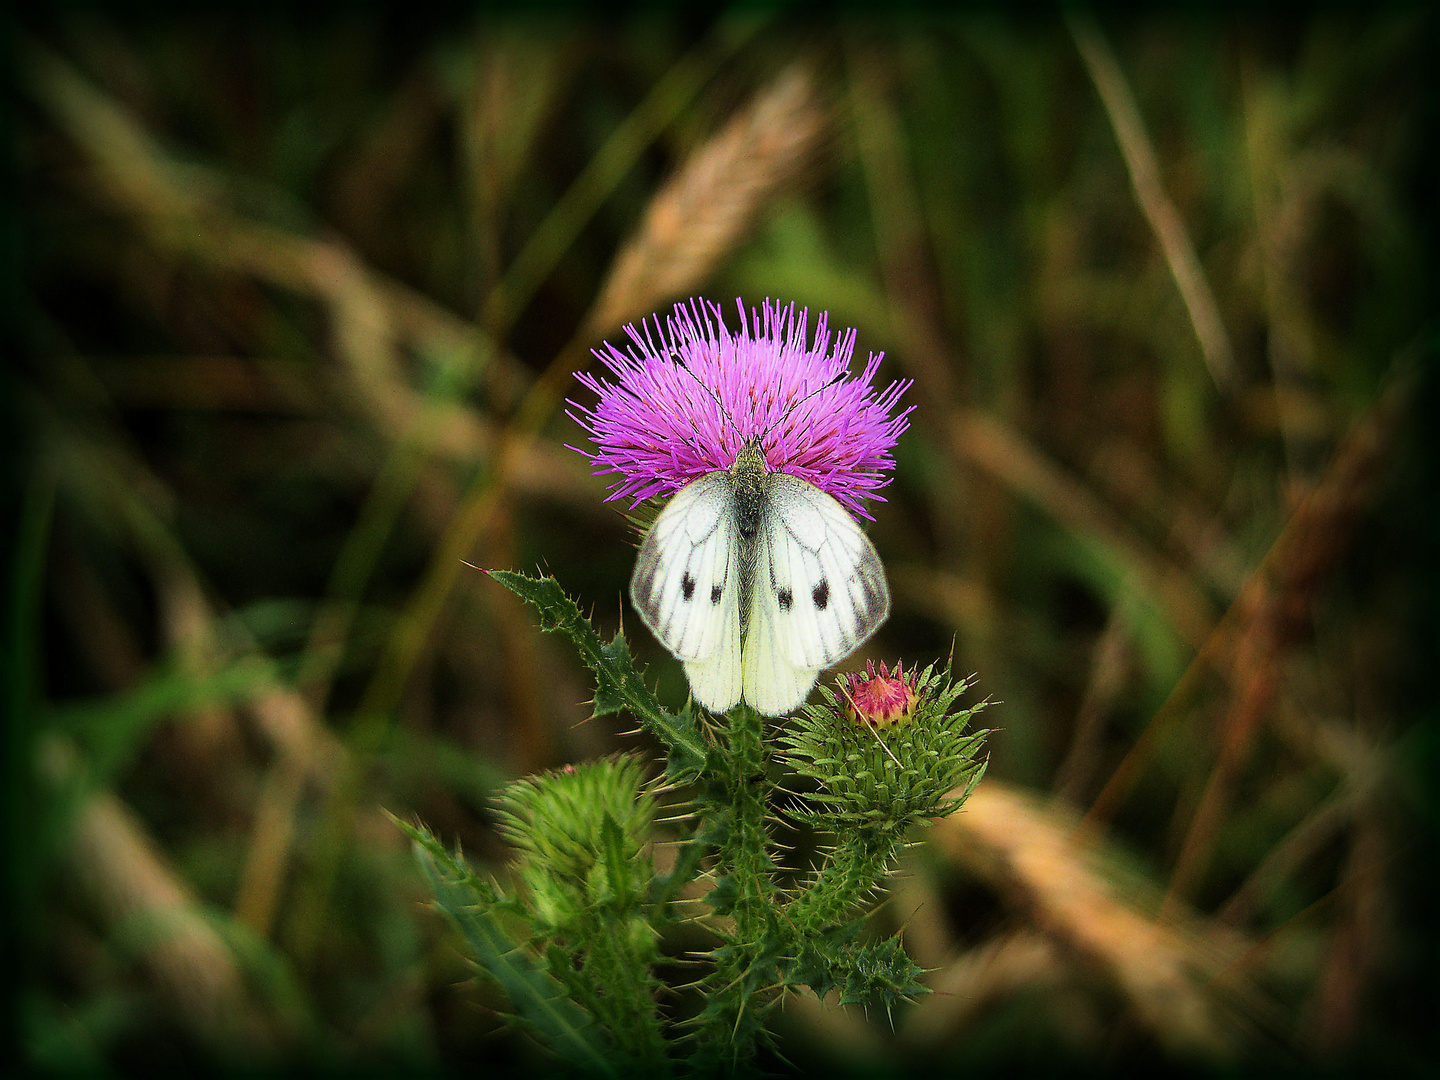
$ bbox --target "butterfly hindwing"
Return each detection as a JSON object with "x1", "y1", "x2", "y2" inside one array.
[
  {"x1": 629, "y1": 471, "x2": 743, "y2": 712},
  {"x1": 632, "y1": 454, "x2": 891, "y2": 718},
  {"x1": 739, "y1": 474, "x2": 890, "y2": 715},
  {"x1": 740, "y1": 525, "x2": 824, "y2": 717}
]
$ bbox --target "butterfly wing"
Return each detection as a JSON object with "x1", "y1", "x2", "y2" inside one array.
[
  {"x1": 741, "y1": 474, "x2": 890, "y2": 716},
  {"x1": 629, "y1": 471, "x2": 744, "y2": 712},
  {"x1": 739, "y1": 529, "x2": 825, "y2": 716}
]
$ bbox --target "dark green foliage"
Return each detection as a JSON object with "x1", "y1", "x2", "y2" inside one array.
[
  {"x1": 487, "y1": 570, "x2": 707, "y2": 782},
  {"x1": 415, "y1": 573, "x2": 989, "y2": 1074},
  {"x1": 396, "y1": 816, "x2": 617, "y2": 1077},
  {"x1": 786, "y1": 924, "x2": 928, "y2": 1008}
]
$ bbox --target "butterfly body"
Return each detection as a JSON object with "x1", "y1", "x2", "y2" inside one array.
[{"x1": 630, "y1": 439, "x2": 889, "y2": 716}]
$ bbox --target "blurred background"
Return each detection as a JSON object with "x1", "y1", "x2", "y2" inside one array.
[{"x1": 8, "y1": 6, "x2": 1438, "y2": 1074}]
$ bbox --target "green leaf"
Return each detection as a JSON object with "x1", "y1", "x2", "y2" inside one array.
[
  {"x1": 598, "y1": 811, "x2": 632, "y2": 906},
  {"x1": 50, "y1": 657, "x2": 278, "y2": 788},
  {"x1": 394, "y1": 816, "x2": 617, "y2": 1077},
  {"x1": 486, "y1": 569, "x2": 707, "y2": 779},
  {"x1": 784, "y1": 926, "x2": 928, "y2": 1010}
]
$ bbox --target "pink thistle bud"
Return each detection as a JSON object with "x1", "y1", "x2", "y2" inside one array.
[{"x1": 843, "y1": 659, "x2": 919, "y2": 730}]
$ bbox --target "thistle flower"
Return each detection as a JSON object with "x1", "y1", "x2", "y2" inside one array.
[
  {"x1": 568, "y1": 297, "x2": 912, "y2": 520},
  {"x1": 842, "y1": 659, "x2": 919, "y2": 730}
]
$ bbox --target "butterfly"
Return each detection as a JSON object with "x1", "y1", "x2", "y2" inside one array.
[{"x1": 629, "y1": 437, "x2": 890, "y2": 716}]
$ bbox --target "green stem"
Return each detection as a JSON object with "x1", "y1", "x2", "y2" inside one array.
[
  {"x1": 723, "y1": 706, "x2": 774, "y2": 939},
  {"x1": 786, "y1": 827, "x2": 903, "y2": 934},
  {"x1": 582, "y1": 910, "x2": 669, "y2": 1073},
  {"x1": 690, "y1": 705, "x2": 777, "y2": 1074}
]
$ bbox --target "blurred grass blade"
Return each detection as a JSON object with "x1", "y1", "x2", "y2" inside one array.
[
  {"x1": 486, "y1": 569, "x2": 707, "y2": 781},
  {"x1": 51, "y1": 658, "x2": 278, "y2": 790},
  {"x1": 585, "y1": 60, "x2": 828, "y2": 337},
  {"x1": 1067, "y1": 11, "x2": 1237, "y2": 390},
  {"x1": 932, "y1": 780, "x2": 1258, "y2": 1059},
  {"x1": 482, "y1": 15, "x2": 766, "y2": 335},
  {"x1": 8, "y1": 475, "x2": 55, "y2": 927},
  {"x1": 397, "y1": 818, "x2": 616, "y2": 1077}
]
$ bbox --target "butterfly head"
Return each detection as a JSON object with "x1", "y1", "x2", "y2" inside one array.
[{"x1": 729, "y1": 438, "x2": 770, "y2": 482}]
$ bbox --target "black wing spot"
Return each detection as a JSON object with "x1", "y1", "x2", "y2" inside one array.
[
  {"x1": 710, "y1": 584, "x2": 723, "y2": 604},
  {"x1": 812, "y1": 580, "x2": 830, "y2": 611},
  {"x1": 777, "y1": 586, "x2": 793, "y2": 611},
  {"x1": 681, "y1": 573, "x2": 696, "y2": 601}
]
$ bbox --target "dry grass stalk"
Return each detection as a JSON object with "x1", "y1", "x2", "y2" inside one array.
[
  {"x1": 50, "y1": 395, "x2": 347, "y2": 941},
  {"x1": 1053, "y1": 609, "x2": 1132, "y2": 805},
  {"x1": 931, "y1": 779, "x2": 1258, "y2": 1060},
  {"x1": 846, "y1": 43, "x2": 957, "y2": 407},
  {"x1": 902, "y1": 931, "x2": 1065, "y2": 1051},
  {"x1": 950, "y1": 408, "x2": 1219, "y2": 649},
  {"x1": 1067, "y1": 13, "x2": 1238, "y2": 391},
  {"x1": 1161, "y1": 365, "x2": 1411, "y2": 911},
  {"x1": 1217, "y1": 762, "x2": 1374, "y2": 928},
  {"x1": 1086, "y1": 439, "x2": 1251, "y2": 599},
  {"x1": 24, "y1": 41, "x2": 606, "y2": 513},
  {"x1": 52, "y1": 747, "x2": 264, "y2": 1052},
  {"x1": 1083, "y1": 362, "x2": 1410, "y2": 888},
  {"x1": 1071, "y1": 13, "x2": 1238, "y2": 394},
  {"x1": 461, "y1": 29, "x2": 574, "y2": 309},
  {"x1": 18, "y1": 42, "x2": 514, "y2": 462},
  {"x1": 584, "y1": 62, "x2": 827, "y2": 337},
  {"x1": 1304, "y1": 812, "x2": 1387, "y2": 1053},
  {"x1": 887, "y1": 564, "x2": 998, "y2": 643}
]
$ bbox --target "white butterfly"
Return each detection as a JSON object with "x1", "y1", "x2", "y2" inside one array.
[{"x1": 630, "y1": 439, "x2": 890, "y2": 716}]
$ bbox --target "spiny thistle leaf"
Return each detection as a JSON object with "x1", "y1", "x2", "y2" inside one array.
[
  {"x1": 785, "y1": 926, "x2": 928, "y2": 1009},
  {"x1": 646, "y1": 828, "x2": 710, "y2": 926},
  {"x1": 599, "y1": 811, "x2": 634, "y2": 906},
  {"x1": 704, "y1": 873, "x2": 741, "y2": 916},
  {"x1": 394, "y1": 817, "x2": 616, "y2": 1076},
  {"x1": 487, "y1": 569, "x2": 706, "y2": 780}
]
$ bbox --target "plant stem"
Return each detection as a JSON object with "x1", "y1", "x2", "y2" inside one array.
[
  {"x1": 786, "y1": 827, "x2": 903, "y2": 934},
  {"x1": 690, "y1": 705, "x2": 777, "y2": 1074},
  {"x1": 581, "y1": 910, "x2": 669, "y2": 1073}
]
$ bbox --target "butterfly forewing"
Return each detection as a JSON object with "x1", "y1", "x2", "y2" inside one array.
[
  {"x1": 630, "y1": 471, "x2": 741, "y2": 664},
  {"x1": 761, "y1": 474, "x2": 890, "y2": 671},
  {"x1": 631, "y1": 452, "x2": 891, "y2": 718}
]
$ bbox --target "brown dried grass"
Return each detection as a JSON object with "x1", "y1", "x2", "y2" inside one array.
[{"x1": 584, "y1": 62, "x2": 828, "y2": 338}]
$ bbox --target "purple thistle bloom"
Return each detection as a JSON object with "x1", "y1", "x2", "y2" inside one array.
[{"x1": 567, "y1": 298, "x2": 912, "y2": 521}]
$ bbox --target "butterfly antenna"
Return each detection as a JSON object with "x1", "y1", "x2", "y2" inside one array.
[
  {"x1": 668, "y1": 350, "x2": 744, "y2": 462},
  {"x1": 672, "y1": 339, "x2": 846, "y2": 435},
  {"x1": 669, "y1": 350, "x2": 733, "y2": 423},
  {"x1": 772, "y1": 370, "x2": 846, "y2": 429},
  {"x1": 751, "y1": 369, "x2": 849, "y2": 465}
]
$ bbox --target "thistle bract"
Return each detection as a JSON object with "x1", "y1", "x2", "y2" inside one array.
[
  {"x1": 783, "y1": 659, "x2": 989, "y2": 827},
  {"x1": 493, "y1": 755, "x2": 657, "y2": 929}
]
